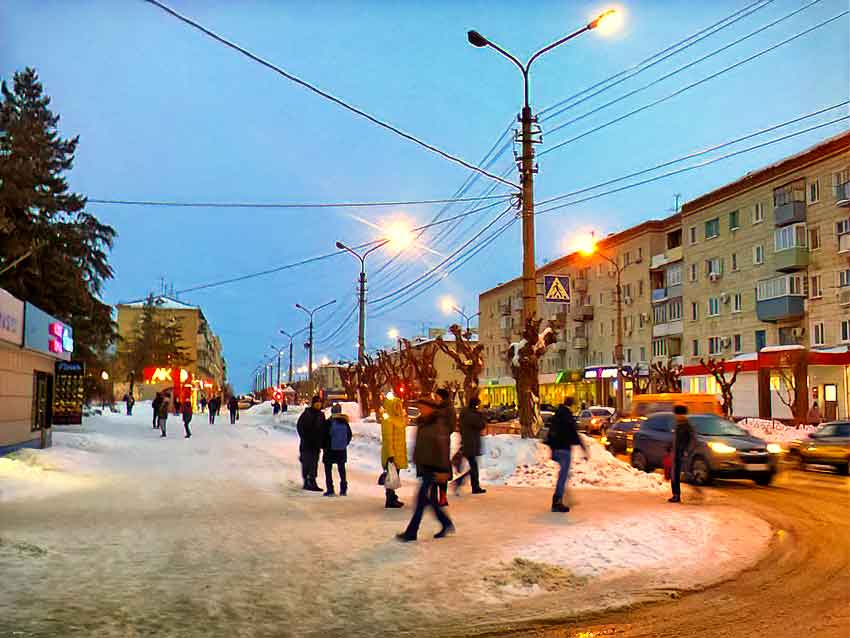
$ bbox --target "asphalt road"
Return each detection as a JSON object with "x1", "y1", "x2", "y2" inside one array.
[{"x1": 473, "y1": 468, "x2": 850, "y2": 638}]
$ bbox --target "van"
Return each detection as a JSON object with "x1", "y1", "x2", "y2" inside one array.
[{"x1": 630, "y1": 393, "x2": 722, "y2": 418}]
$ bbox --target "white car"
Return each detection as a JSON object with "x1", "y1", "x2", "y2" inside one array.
[{"x1": 579, "y1": 406, "x2": 616, "y2": 434}]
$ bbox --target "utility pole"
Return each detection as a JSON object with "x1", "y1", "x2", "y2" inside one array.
[
  {"x1": 335, "y1": 241, "x2": 387, "y2": 365},
  {"x1": 295, "y1": 300, "x2": 336, "y2": 394}
]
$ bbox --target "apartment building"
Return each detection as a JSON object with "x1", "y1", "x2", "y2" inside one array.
[{"x1": 679, "y1": 131, "x2": 850, "y2": 420}]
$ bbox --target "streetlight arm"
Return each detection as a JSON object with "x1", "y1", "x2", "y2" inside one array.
[
  {"x1": 362, "y1": 239, "x2": 389, "y2": 261},
  {"x1": 527, "y1": 24, "x2": 592, "y2": 68},
  {"x1": 314, "y1": 299, "x2": 337, "y2": 313}
]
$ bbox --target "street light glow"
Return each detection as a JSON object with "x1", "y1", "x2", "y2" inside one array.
[
  {"x1": 388, "y1": 328, "x2": 400, "y2": 340},
  {"x1": 569, "y1": 233, "x2": 597, "y2": 256},
  {"x1": 591, "y1": 8, "x2": 622, "y2": 35},
  {"x1": 384, "y1": 219, "x2": 414, "y2": 251},
  {"x1": 439, "y1": 295, "x2": 456, "y2": 315}
]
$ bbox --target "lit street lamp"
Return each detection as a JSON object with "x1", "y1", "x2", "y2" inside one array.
[
  {"x1": 440, "y1": 296, "x2": 480, "y2": 339},
  {"x1": 295, "y1": 299, "x2": 337, "y2": 393},
  {"x1": 269, "y1": 345, "x2": 285, "y2": 387}
]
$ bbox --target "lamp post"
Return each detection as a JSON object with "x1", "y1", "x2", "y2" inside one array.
[
  {"x1": 453, "y1": 306, "x2": 480, "y2": 339},
  {"x1": 295, "y1": 299, "x2": 337, "y2": 394},
  {"x1": 270, "y1": 345, "x2": 285, "y2": 387},
  {"x1": 279, "y1": 329, "x2": 300, "y2": 385}
]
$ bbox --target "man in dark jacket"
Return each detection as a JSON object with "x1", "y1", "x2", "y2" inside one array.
[
  {"x1": 181, "y1": 400, "x2": 193, "y2": 439},
  {"x1": 296, "y1": 396, "x2": 326, "y2": 491},
  {"x1": 208, "y1": 396, "x2": 218, "y2": 425},
  {"x1": 455, "y1": 396, "x2": 487, "y2": 495},
  {"x1": 434, "y1": 388, "x2": 456, "y2": 506},
  {"x1": 322, "y1": 403, "x2": 352, "y2": 496},
  {"x1": 227, "y1": 396, "x2": 239, "y2": 424},
  {"x1": 152, "y1": 393, "x2": 163, "y2": 429},
  {"x1": 669, "y1": 405, "x2": 696, "y2": 503},
  {"x1": 546, "y1": 396, "x2": 588, "y2": 513},
  {"x1": 397, "y1": 398, "x2": 454, "y2": 542}
]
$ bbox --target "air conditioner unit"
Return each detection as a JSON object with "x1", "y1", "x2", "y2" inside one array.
[
  {"x1": 791, "y1": 327, "x2": 805, "y2": 339},
  {"x1": 709, "y1": 273, "x2": 721, "y2": 282},
  {"x1": 721, "y1": 336, "x2": 732, "y2": 348},
  {"x1": 720, "y1": 292, "x2": 730, "y2": 304},
  {"x1": 624, "y1": 296, "x2": 633, "y2": 306}
]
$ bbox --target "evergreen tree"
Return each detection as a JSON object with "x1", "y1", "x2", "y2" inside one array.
[{"x1": 0, "y1": 68, "x2": 116, "y2": 375}]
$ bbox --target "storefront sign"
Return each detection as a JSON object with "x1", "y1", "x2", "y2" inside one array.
[
  {"x1": 24, "y1": 303, "x2": 72, "y2": 361},
  {"x1": 0, "y1": 288, "x2": 24, "y2": 346},
  {"x1": 53, "y1": 361, "x2": 85, "y2": 425},
  {"x1": 143, "y1": 367, "x2": 191, "y2": 384}
]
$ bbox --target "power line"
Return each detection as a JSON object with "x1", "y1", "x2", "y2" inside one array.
[
  {"x1": 539, "y1": 10, "x2": 849, "y2": 158},
  {"x1": 144, "y1": 0, "x2": 519, "y2": 191}
]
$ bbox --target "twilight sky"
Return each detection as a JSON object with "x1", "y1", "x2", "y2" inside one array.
[{"x1": 2, "y1": 0, "x2": 848, "y2": 390}]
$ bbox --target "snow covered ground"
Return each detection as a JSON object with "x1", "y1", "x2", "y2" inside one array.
[
  {"x1": 0, "y1": 402, "x2": 772, "y2": 637},
  {"x1": 738, "y1": 417, "x2": 818, "y2": 444}
]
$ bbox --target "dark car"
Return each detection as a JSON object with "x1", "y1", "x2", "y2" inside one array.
[
  {"x1": 631, "y1": 412, "x2": 780, "y2": 486},
  {"x1": 788, "y1": 421, "x2": 850, "y2": 475},
  {"x1": 603, "y1": 417, "x2": 644, "y2": 455}
]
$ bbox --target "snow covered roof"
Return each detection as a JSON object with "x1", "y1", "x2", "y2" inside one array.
[
  {"x1": 759, "y1": 345, "x2": 806, "y2": 353},
  {"x1": 118, "y1": 295, "x2": 198, "y2": 310}
]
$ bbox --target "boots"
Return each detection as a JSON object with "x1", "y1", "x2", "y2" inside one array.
[
  {"x1": 340, "y1": 482, "x2": 348, "y2": 497},
  {"x1": 307, "y1": 479, "x2": 323, "y2": 492},
  {"x1": 551, "y1": 494, "x2": 569, "y2": 513},
  {"x1": 323, "y1": 486, "x2": 335, "y2": 497},
  {"x1": 385, "y1": 490, "x2": 404, "y2": 508}
]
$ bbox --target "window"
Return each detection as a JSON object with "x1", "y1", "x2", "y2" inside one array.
[
  {"x1": 623, "y1": 251, "x2": 631, "y2": 267},
  {"x1": 669, "y1": 299, "x2": 683, "y2": 320},
  {"x1": 840, "y1": 269, "x2": 850, "y2": 288},
  {"x1": 731, "y1": 253, "x2": 738, "y2": 271},
  {"x1": 810, "y1": 274, "x2": 822, "y2": 299},
  {"x1": 691, "y1": 302, "x2": 699, "y2": 321},
  {"x1": 729, "y1": 210, "x2": 739, "y2": 230},
  {"x1": 689, "y1": 226, "x2": 697, "y2": 245},
  {"x1": 692, "y1": 339, "x2": 700, "y2": 356},
  {"x1": 808, "y1": 226, "x2": 821, "y2": 250},
  {"x1": 808, "y1": 179, "x2": 820, "y2": 203},
  {"x1": 623, "y1": 283, "x2": 632, "y2": 299},
  {"x1": 774, "y1": 223, "x2": 807, "y2": 251},
  {"x1": 733, "y1": 292, "x2": 742, "y2": 313},
  {"x1": 667, "y1": 264, "x2": 683, "y2": 287},
  {"x1": 705, "y1": 218, "x2": 720, "y2": 239},
  {"x1": 753, "y1": 244, "x2": 764, "y2": 265},
  {"x1": 833, "y1": 169, "x2": 850, "y2": 197},
  {"x1": 638, "y1": 279, "x2": 644, "y2": 296},
  {"x1": 753, "y1": 202, "x2": 765, "y2": 224},
  {"x1": 597, "y1": 263, "x2": 604, "y2": 276},
  {"x1": 640, "y1": 346, "x2": 646, "y2": 361},
  {"x1": 757, "y1": 274, "x2": 806, "y2": 300},
  {"x1": 773, "y1": 179, "x2": 805, "y2": 207},
  {"x1": 836, "y1": 218, "x2": 850, "y2": 236},
  {"x1": 841, "y1": 319, "x2": 849, "y2": 343},
  {"x1": 599, "y1": 292, "x2": 604, "y2": 304},
  {"x1": 637, "y1": 247, "x2": 643, "y2": 261},
  {"x1": 654, "y1": 305, "x2": 667, "y2": 324},
  {"x1": 689, "y1": 263, "x2": 698, "y2": 282},
  {"x1": 707, "y1": 297, "x2": 720, "y2": 316},
  {"x1": 639, "y1": 313, "x2": 646, "y2": 328},
  {"x1": 652, "y1": 338, "x2": 668, "y2": 358},
  {"x1": 733, "y1": 334, "x2": 742, "y2": 353},
  {"x1": 708, "y1": 336, "x2": 722, "y2": 355},
  {"x1": 626, "y1": 348, "x2": 632, "y2": 362},
  {"x1": 813, "y1": 322, "x2": 825, "y2": 346},
  {"x1": 705, "y1": 257, "x2": 723, "y2": 276}
]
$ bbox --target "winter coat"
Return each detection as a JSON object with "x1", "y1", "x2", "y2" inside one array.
[
  {"x1": 158, "y1": 399, "x2": 170, "y2": 419},
  {"x1": 673, "y1": 414, "x2": 696, "y2": 456},
  {"x1": 547, "y1": 405, "x2": 581, "y2": 450},
  {"x1": 182, "y1": 402, "x2": 193, "y2": 424},
  {"x1": 413, "y1": 409, "x2": 451, "y2": 473},
  {"x1": 322, "y1": 414, "x2": 353, "y2": 464},
  {"x1": 152, "y1": 396, "x2": 163, "y2": 415},
  {"x1": 459, "y1": 406, "x2": 486, "y2": 457},
  {"x1": 380, "y1": 396, "x2": 408, "y2": 470},
  {"x1": 296, "y1": 407, "x2": 326, "y2": 450},
  {"x1": 227, "y1": 397, "x2": 238, "y2": 413}
]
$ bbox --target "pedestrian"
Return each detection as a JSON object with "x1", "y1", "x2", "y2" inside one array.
[
  {"x1": 807, "y1": 401, "x2": 822, "y2": 425},
  {"x1": 181, "y1": 399, "x2": 193, "y2": 438},
  {"x1": 322, "y1": 403, "x2": 352, "y2": 496},
  {"x1": 273, "y1": 400, "x2": 281, "y2": 416},
  {"x1": 396, "y1": 397, "x2": 454, "y2": 542},
  {"x1": 545, "y1": 396, "x2": 588, "y2": 513},
  {"x1": 227, "y1": 395, "x2": 239, "y2": 424},
  {"x1": 158, "y1": 393, "x2": 170, "y2": 437},
  {"x1": 434, "y1": 388, "x2": 456, "y2": 507},
  {"x1": 209, "y1": 396, "x2": 218, "y2": 425},
  {"x1": 669, "y1": 404, "x2": 696, "y2": 504},
  {"x1": 296, "y1": 396, "x2": 325, "y2": 492},
  {"x1": 381, "y1": 392, "x2": 408, "y2": 508},
  {"x1": 454, "y1": 396, "x2": 487, "y2": 495},
  {"x1": 123, "y1": 393, "x2": 135, "y2": 416},
  {"x1": 200, "y1": 396, "x2": 207, "y2": 414},
  {"x1": 174, "y1": 398, "x2": 181, "y2": 416},
  {"x1": 152, "y1": 392, "x2": 163, "y2": 429}
]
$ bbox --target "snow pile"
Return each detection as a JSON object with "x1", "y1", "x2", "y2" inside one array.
[{"x1": 738, "y1": 417, "x2": 817, "y2": 443}]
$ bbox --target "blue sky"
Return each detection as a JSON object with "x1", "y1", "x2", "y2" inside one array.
[{"x1": 2, "y1": 0, "x2": 848, "y2": 390}]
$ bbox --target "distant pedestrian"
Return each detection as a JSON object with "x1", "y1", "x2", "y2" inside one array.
[
  {"x1": 545, "y1": 396, "x2": 588, "y2": 513},
  {"x1": 152, "y1": 392, "x2": 163, "y2": 429},
  {"x1": 209, "y1": 396, "x2": 219, "y2": 424},
  {"x1": 397, "y1": 397, "x2": 454, "y2": 542},
  {"x1": 322, "y1": 403, "x2": 352, "y2": 496},
  {"x1": 381, "y1": 392, "x2": 408, "y2": 508},
  {"x1": 181, "y1": 400, "x2": 193, "y2": 438},
  {"x1": 669, "y1": 405, "x2": 696, "y2": 504},
  {"x1": 174, "y1": 399, "x2": 181, "y2": 416},
  {"x1": 297, "y1": 396, "x2": 325, "y2": 492},
  {"x1": 273, "y1": 401, "x2": 281, "y2": 416},
  {"x1": 454, "y1": 396, "x2": 487, "y2": 495},
  {"x1": 124, "y1": 393, "x2": 135, "y2": 416},
  {"x1": 434, "y1": 388, "x2": 456, "y2": 507},
  {"x1": 200, "y1": 396, "x2": 207, "y2": 414},
  {"x1": 807, "y1": 401, "x2": 822, "y2": 425},
  {"x1": 158, "y1": 394, "x2": 170, "y2": 437},
  {"x1": 228, "y1": 396, "x2": 239, "y2": 424}
]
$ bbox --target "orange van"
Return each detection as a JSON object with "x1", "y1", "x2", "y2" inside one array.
[{"x1": 630, "y1": 393, "x2": 722, "y2": 418}]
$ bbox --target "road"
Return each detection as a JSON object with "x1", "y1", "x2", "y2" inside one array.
[{"x1": 468, "y1": 468, "x2": 850, "y2": 638}]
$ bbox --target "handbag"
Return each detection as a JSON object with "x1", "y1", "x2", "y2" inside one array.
[
  {"x1": 385, "y1": 462, "x2": 401, "y2": 491},
  {"x1": 377, "y1": 471, "x2": 387, "y2": 486}
]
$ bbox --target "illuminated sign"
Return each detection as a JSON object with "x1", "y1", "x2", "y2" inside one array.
[
  {"x1": 24, "y1": 303, "x2": 72, "y2": 361},
  {"x1": 143, "y1": 367, "x2": 192, "y2": 385}
]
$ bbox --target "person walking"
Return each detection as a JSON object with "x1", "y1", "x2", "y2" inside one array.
[
  {"x1": 123, "y1": 393, "x2": 135, "y2": 416},
  {"x1": 152, "y1": 392, "x2": 163, "y2": 429},
  {"x1": 208, "y1": 396, "x2": 218, "y2": 425},
  {"x1": 807, "y1": 401, "x2": 822, "y2": 425},
  {"x1": 396, "y1": 397, "x2": 454, "y2": 542},
  {"x1": 434, "y1": 388, "x2": 456, "y2": 507},
  {"x1": 381, "y1": 392, "x2": 408, "y2": 508},
  {"x1": 181, "y1": 400, "x2": 193, "y2": 439},
  {"x1": 545, "y1": 396, "x2": 588, "y2": 513},
  {"x1": 227, "y1": 395, "x2": 239, "y2": 424},
  {"x1": 296, "y1": 396, "x2": 325, "y2": 492},
  {"x1": 157, "y1": 393, "x2": 170, "y2": 437},
  {"x1": 322, "y1": 403, "x2": 352, "y2": 496},
  {"x1": 200, "y1": 396, "x2": 207, "y2": 414},
  {"x1": 669, "y1": 404, "x2": 696, "y2": 504},
  {"x1": 454, "y1": 396, "x2": 487, "y2": 495}
]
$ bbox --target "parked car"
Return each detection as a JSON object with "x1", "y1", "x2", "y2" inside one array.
[
  {"x1": 603, "y1": 417, "x2": 644, "y2": 455},
  {"x1": 630, "y1": 412, "x2": 780, "y2": 486},
  {"x1": 788, "y1": 421, "x2": 850, "y2": 475},
  {"x1": 578, "y1": 406, "x2": 615, "y2": 434}
]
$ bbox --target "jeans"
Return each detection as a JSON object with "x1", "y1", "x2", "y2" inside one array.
[
  {"x1": 324, "y1": 461, "x2": 347, "y2": 492},
  {"x1": 183, "y1": 418, "x2": 192, "y2": 437},
  {"x1": 300, "y1": 448, "x2": 320, "y2": 483},
  {"x1": 158, "y1": 417, "x2": 167, "y2": 436},
  {"x1": 153, "y1": 412, "x2": 159, "y2": 428},
  {"x1": 230, "y1": 410, "x2": 237, "y2": 424},
  {"x1": 403, "y1": 469, "x2": 453, "y2": 538},
  {"x1": 552, "y1": 447, "x2": 573, "y2": 502},
  {"x1": 209, "y1": 411, "x2": 215, "y2": 425},
  {"x1": 455, "y1": 455, "x2": 481, "y2": 492},
  {"x1": 671, "y1": 452, "x2": 684, "y2": 498}
]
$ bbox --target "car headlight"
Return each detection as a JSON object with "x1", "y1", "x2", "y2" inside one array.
[
  {"x1": 766, "y1": 443, "x2": 782, "y2": 454},
  {"x1": 708, "y1": 441, "x2": 737, "y2": 454},
  {"x1": 600, "y1": 436, "x2": 608, "y2": 445}
]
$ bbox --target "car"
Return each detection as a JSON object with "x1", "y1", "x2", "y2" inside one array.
[
  {"x1": 578, "y1": 406, "x2": 615, "y2": 434},
  {"x1": 788, "y1": 421, "x2": 850, "y2": 475},
  {"x1": 630, "y1": 412, "x2": 780, "y2": 486},
  {"x1": 603, "y1": 417, "x2": 644, "y2": 455}
]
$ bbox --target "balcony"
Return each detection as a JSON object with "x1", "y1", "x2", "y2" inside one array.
[
  {"x1": 836, "y1": 182, "x2": 850, "y2": 207},
  {"x1": 578, "y1": 305, "x2": 594, "y2": 321},
  {"x1": 756, "y1": 296, "x2": 805, "y2": 322},
  {"x1": 572, "y1": 336, "x2": 588, "y2": 350},
  {"x1": 839, "y1": 288, "x2": 850, "y2": 307},
  {"x1": 774, "y1": 247, "x2": 809, "y2": 272},
  {"x1": 651, "y1": 288, "x2": 667, "y2": 303},
  {"x1": 774, "y1": 200, "x2": 806, "y2": 227},
  {"x1": 574, "y1": 278, "x2": 588, "y2": 293},
  {"x1": 839, "y1": 233, "x2": 850, "y2": 253},
  {"x1": 652, "y1": 320, "x2": 684, "y2": 338},
  {"x1": 650, "y1": 245, "x2": 684, "y2": 270}
]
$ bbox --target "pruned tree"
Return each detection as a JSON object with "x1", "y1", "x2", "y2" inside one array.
[
  {"x1": 650, "y1": 358, "x2": 683, "y2": 393},
  {"x1": 774, "y1": 365, "x2": 805, "y2": 424},
  {"x1": 624, "y1": 364, "x2": 651, "y2": 395},
  {"x1": 443, "y1": 380, "x2": 463, "y2": 409},
  {"x1": 435, "y1": 323, "x2": 484, "y2": 405},
  {"x1": 358, "y1": 353, "x2": 388, "y2": 416},
  {"x1": 402, "y1": 338, "x2": 438, "y2": 398},
  {"x1": 338, "y1": 363, "x2": 359, "y2": 402},
  {"x1": 507, "y1": 317, "x2": 557, "y2": 438},
  {"x1": 700, "y1": 357, "x2": 742, "y2": 418}
]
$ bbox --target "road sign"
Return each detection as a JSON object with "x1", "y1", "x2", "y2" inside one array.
[{"x1": 544, "y1": 275, "x2": 570, "y2": 302}]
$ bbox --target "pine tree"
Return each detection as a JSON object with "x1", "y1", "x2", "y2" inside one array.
[{"x1": 0, "y1": 68, "x2": 116, "y2": 376}]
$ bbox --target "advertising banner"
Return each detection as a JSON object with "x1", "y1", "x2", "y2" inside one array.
[
  {"x1": 54, "y1": 360, "x2": 85, "y2": 425},
  {"x1": 0, "y1": 288, "x2": 24, "y2": 346}
]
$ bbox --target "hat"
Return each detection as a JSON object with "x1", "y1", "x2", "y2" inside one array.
[
  {"x1": 311, "y1": 395, "x2": 321, "y2": 405},
  {"x1": 331, "y1": 403, "x2": 342, "y2": 414},
  {"x1": 435, "y1": 388, "x2": 450, "y2": 400}
]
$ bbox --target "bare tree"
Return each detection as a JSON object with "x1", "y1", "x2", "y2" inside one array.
[
  {"x1": 650, "y1": 358, "x2": 683, "y2": 393},
  {"x1": 402, "y1": 338, "x2": 438, "y2": 398},
  {"x1": 700, "y1": 357, "x2": 742, "y2": 418},
  {"x1": 357, "y1": 353, "x2": 388, "y2": 417},
  {"x1": 623, "y1": 364, "x2": 651, "y2": 395},
  {"x1": 507, "y1": 317, "x2": 557, "y2": 438},
  {"x1": 338, "y1": 363, "x2": 359, "y2": 402},
  {"x1": 774, "y1": 365, "x2": 807, "y2": 424},
  {"x1": 435, "y1": 324, "x2": 484, "y2": 404}
]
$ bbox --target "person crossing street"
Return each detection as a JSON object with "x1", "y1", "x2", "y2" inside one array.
[
  {"x1": 545, "y1": 396, "x2": 588, "y2": 513},
  {"x1": 669, "y1": 404, "x2": 696, "y2": 504}
]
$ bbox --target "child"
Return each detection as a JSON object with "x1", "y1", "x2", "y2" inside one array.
[{"x1": 322, "y1": 403, "x2": 352, "y2": 496}]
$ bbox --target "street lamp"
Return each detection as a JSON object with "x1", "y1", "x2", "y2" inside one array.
[
  {"x1": 279, "y1": 329, "x2": 303, "y2": 385},
  {"x1": 439, "y1": 296, "x2": 480, "y2": 338},
  {"x1": 467, "y1": 8, "x2": 619, "y2": 433},
  {"x1": 579, "y1": 237, "x2": 626, "y2": 415},
  {"x1": 295, "y1": 299, "x2": 337, "y2": 393},
  {"x1": 270, "y1": 345, "x2": 286, "y2": 387}
]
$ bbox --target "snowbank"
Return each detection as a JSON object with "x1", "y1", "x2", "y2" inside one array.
[{"x1": 738, "y1": 417, "x2": 817, "y2": 443}]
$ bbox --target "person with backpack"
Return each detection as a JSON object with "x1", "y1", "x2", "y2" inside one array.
[
  {"x1": 152, "y1": 392, "x2": 163, "y2": 429},
  {"x1": 322, "y1": 403, "x2": 353, "y2": 496},
  {"x1": 296, "y1": 396, "x2": 326, "y2": 491},
  {"x1": 181, "y1": 399, "x2": 193, "y2": 438},
  {"x1": 545, "y1": 396, "x2": 588, "y2": 513},
  {"x1": 381, "y1": 392, "x2": 408, "y2": 508}
]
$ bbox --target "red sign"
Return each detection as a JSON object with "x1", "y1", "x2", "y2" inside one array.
[{"x1": 143, "y1": 367, "x2": 192, "y2": 384}]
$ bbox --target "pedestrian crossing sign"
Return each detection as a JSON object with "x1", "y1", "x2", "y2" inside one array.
[{"x1": 544, "y1": 275, "x2": 570, "y2": 302}]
